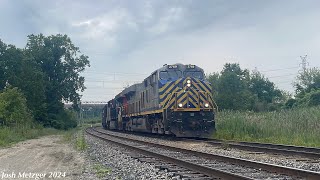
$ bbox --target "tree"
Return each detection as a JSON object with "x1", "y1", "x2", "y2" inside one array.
[
  {"x1": 0, "y1": 40, "x2": 7, "y2": 89},
  {"x1": 248, "y1": 71, "x2": 284, "y2": 111},
  {"x1": 288, "y1": 67, "x2": 320, "y2": 108},
  {"x1": 0, "y1": 35, "x2": 90, "y2": 129},
  {"x1": 249, "y1": 71, "x2": 281, "y2": 103},
  {"x1": 207, "y1": 63, "x2": 284, "y2": 111},
  {"x1": 206, "y1": 72, "x2": 219, "y2": 99},
  {"x1": 295, "y1": 67, "x2": 320, "y2": 95},
  {"x1": 25, "y1": 34, "x2": 90, "y2": 128},
  {"x1": 0, "y1": 40, "x2": 47, "y2": 123},
  {"x1": 215, "y1": 63, "x2": 254, "y2": 110}
]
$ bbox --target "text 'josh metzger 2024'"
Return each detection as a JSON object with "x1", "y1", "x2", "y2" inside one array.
[{"x1": 1, "y1": 171, "x2": 66, "y2": 179}]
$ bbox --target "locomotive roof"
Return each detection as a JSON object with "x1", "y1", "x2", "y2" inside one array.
[
  {"x1": 115, "y1": 83, "x2": 141, "y2": 100},
  {"x1": 114, "y1": 63, "x2": 204, "y2": 101},
  {"x1": 157, "y1": 63, "x2": 204, "y2": 72}
]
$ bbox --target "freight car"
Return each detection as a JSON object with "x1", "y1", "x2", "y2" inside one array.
[{"x1": 102, "y1": 63, "x2": 216, "y2": 137}]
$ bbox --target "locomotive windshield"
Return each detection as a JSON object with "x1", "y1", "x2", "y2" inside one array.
[
  {"x1": 160, "y1": 70, "x2": 182, "y2": 80},
  {"x1": 184, "y1": 71, "x2": 204, "y2": 79},
  {"x1": 160, "y1": 70, "x2": 204, "y2": 80}
]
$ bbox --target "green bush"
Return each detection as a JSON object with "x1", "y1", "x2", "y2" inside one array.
[
  {"x1": 0, "y1": 86, "x2": 33, "y2": 126},
  {"x1": 293, "y1": 89, "x2": 320, "y2": 107},
  {"x1": 49, "y1": 109, "x2": 77, "y2": 130}
]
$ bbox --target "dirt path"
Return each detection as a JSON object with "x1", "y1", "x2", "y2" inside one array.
[{"x1": 0, "y1": 135, "x2": 85, "y2": 180}]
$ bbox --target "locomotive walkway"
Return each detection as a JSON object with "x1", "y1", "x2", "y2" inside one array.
[{"x1": 86, "y1": 127, "x2": 320, "y2": 179}]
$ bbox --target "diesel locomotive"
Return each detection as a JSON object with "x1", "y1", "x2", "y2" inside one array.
[{"x1": 102, "y1": 63, "x2": 216, "y2": 137}]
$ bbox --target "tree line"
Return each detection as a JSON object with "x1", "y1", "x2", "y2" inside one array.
[
  {"x1": 207, "y1": 63, "x2": 320, "y2": 111},
  {"x1": 1, "y1": 33, "x2": 319, "y2": 131},
  {"x1": 0, "y1": 34, "x2": 90, "y2": 129}
]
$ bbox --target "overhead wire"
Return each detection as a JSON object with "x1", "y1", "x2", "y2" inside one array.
[
  {"x1": 259, "y1": 66, "x2": 299, "y2": 73},
  {"x1": 267, "y1": 73, "x2": 297, "y2": 79},
  {"x1": 82, "y1": 70, "x2": 148, "y2": 76}
]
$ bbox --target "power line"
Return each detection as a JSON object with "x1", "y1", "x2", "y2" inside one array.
[
  {"x1": 259, "y1": 66, "x2": 299, "y2": 73},
  {"x1": 267, "y1": 73, "x2": 297, "y2": 79},
  {"x1": 85, "y1": 79, "x2": 141, "y2": 83},
  {"x1": 85, "y1": 85, "x2": 125, "y2": 89},
  {"x1": 82, "y1": 70, "x2": 148, "y2": 76}
]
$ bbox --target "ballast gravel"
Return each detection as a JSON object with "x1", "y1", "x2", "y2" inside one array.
[
  {"x1": 98, "y1": 128, "x2": 320, "y2": 173},
  {"x1": 81, "y1": 134, "x2": 176, "y2": 180}
]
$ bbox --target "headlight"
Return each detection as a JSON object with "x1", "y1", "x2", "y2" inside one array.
[
  {"x1": 204, "y1": 103, "x2": 209, "y2": 108},
  {"x1": 186, "y1": 80, "x2": 191, "y2": 84},
  {"x1": 187, "y1": 83, "x2": 191, "y2": 87},
  {"x1": 178, "y1": 103, "x2": 183, "y2": 108}
]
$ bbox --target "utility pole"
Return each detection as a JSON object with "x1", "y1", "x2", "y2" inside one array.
[{"x1": 300, "y1": 55, "x2": 308, "y2": 73}]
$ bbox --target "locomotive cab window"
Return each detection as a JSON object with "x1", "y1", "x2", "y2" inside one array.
[
  {"x1": 160, "y1": 70, "x2": 182, "y2": 80},
  {"x1": 184, "y1": 71, "x2": 204, "y2": 79}
]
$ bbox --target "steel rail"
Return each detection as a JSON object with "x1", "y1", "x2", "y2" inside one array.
[
  {"x1": 93, "y1": 128, "x2": 320, "y2": 180},
  {"x1": 86, "y1": 128, "x2": 253, "y2": 180},
  {"x1": 96, "y1": 127, "x2": 320, "y2": 158},
  {"x1": 182, "y1": 138, "x2": 320, "y2": 159}
]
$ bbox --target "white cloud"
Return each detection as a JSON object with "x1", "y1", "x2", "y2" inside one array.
[
  {"x1": 72, "y1": 8, "x2": 129, "y2": 39},
  {"x1": 147, "y1": 7, "x2": 184, "y2": 35}
]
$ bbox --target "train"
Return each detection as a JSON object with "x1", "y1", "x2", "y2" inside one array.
[{"x1": 102, "y1": 63, "x2": 216, "y2": 137}]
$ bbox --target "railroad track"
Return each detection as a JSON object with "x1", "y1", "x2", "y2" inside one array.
[
  {"x1": 182, "y1": 138, "x2": 320, "y2": 159},
  {"x1": 95, "y1": 127, "x2": 320, "y2": 159},
  {"x1": 86, "y1": 127, "x2": 320, "y2": 180}
]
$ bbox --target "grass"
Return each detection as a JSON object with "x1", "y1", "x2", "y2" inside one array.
[
  {"x1": 93, "y1": 164, "x2": 112, "y2": 178},
  {"x1": 62, "y1": 124, "x2": 93, "y2": 151},
  {"x1": 0, "y1": 121, "x2": 93, "y2": 148},
  {"x1": 82, "y1": 117, "x2": 101, "y2": 124},
  {"x1": 0, "y1": 124, "x2": 61, "y2": 147},
  {"x1": 75, "y1": 129, "x2": 87, "y2": 150},
  {"x1": 213, "y1": 106, "x2": 320, "y2": 147}
]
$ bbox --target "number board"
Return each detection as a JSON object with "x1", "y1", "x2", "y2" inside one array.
[
  {"x1": 168, "y1": 65, "x2": 178, "y2": 69},
  {"x1": 187, "y1": 65, "x2": 195, "y2": 69}
]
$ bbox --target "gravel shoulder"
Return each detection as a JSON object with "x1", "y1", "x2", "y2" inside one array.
[
  {"x1": 82, "y1": 134, "x2": 175, "y2": 180},
  {"x1": 0, "y1": 135, "x2": 85, "y2": 180}
]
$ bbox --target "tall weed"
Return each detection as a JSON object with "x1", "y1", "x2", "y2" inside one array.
[{"x1": 214, "y1": 106, "x2": 320, "y2": 147}]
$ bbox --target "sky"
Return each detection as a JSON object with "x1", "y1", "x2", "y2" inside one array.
[{"x1": 1, "y1": 0, "x2": 320, "y2": 101}]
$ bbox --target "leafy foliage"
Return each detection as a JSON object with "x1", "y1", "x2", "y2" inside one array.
[
  {"x1": 207, "y1": 63, "x2": 284, "y2": 111},
  {"x1": 0, "y1": 41, "x2": 47, "y2": 123},
  {"x1": 287, "y1": 67, "x2": 320, "y2": 108},
  {"x1": 0, "y1": 34, "x2": 90, "y2": 129},
  {"x1": 0, "y1": 86, "x2": 33, "y2": 126},
  {"x1": 295, "y1": 67, "x2": 320, "y2": 94},
  {"x1": 26, "y1": 34, "x2": 89, "y2": 108},
  {"x1": 294, "y1": 89, "x2": 320, "y2": 107}
]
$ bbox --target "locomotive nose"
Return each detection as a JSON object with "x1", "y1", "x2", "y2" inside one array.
[{"x1": 169, "y1": 111, "x2": 215, "y2": 138}]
